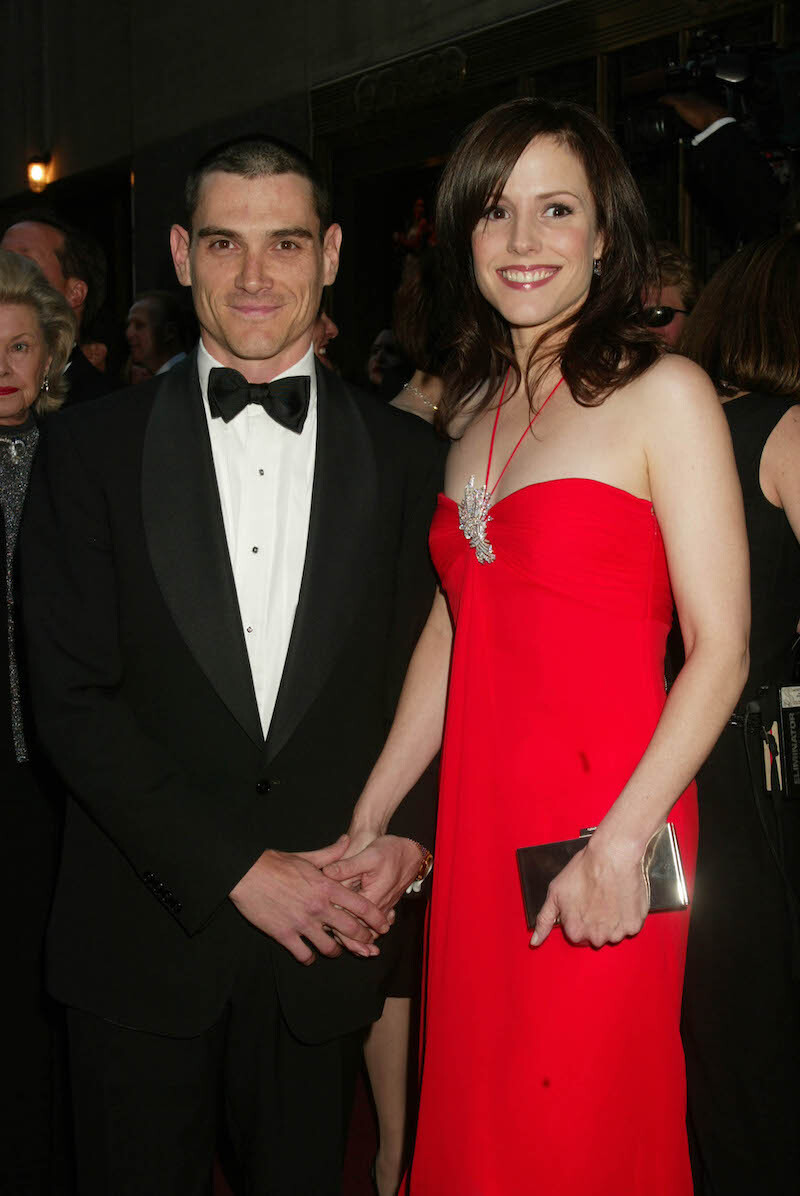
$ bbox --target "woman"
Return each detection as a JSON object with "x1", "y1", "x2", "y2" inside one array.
[
  {"x1": 0, "y1": 247, "x2": 75, "y2": 1192},
  {"x1": 327, "y1": 99, "x2": 750, "y2": 1195},
  {"x1": 390, "y1": 249, "x2": 445, "y2": 424},
  {"x1": 680, "y1": 229, "x2": 800, "y2": 1196}
]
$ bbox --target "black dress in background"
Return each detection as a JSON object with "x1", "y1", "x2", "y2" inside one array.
[
  {"x1": 682, "y1": 393, "x2": 800, "y2": 1196},
  {"x1": 0, "y1": 418, "x2": 70, "y2": 1194}
]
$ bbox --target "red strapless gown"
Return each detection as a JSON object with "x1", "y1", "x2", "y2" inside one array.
[{"x1": 406, "y1": 479, "x2": 697, "y2": 1196}]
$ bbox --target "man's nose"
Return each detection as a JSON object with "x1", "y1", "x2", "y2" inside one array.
[{"x1": 237, "y1": 249, "x2": 273, "y2": 291}]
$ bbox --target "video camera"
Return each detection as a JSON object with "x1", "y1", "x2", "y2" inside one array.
[{"x1": 620, "y1": 32, "x2": 800, "y2": 156}]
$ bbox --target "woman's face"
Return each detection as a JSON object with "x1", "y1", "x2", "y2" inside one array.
[
  {"x1": 471, "y1": 135, "x2": 603, "y2": 354},
  {"x1": 0, "y1": 304, "x2": 50, "y2": 426}
]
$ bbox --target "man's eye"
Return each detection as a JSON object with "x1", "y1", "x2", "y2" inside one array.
[
  {"x1": 210, "y1": 239, "x2": 235, "y2": 250},
  {"x1": 276, "y1": 239, "x2": 299, "y2": 250}
]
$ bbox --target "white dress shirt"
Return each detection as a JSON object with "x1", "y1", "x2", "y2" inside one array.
[
  {"x1": 198, "y1": 340, "x2": 318, "y2": 738},
  {"x1": 156, "y1": 351, "x2": 187, "y2": 375}
]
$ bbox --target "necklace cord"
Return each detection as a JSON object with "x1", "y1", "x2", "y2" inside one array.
[{"x1": 484, "y1": 372, "x2": 565, "y2": 500}]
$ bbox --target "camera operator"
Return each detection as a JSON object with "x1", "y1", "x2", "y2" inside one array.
[
  {"x1": 679, "y1": 227, "x2": 800, "y2": 1196},
  {"x1": 660, "y1": 92, "x2": 784, "y2": 245}
]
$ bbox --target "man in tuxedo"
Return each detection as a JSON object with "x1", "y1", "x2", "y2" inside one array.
[
  {"x1": 21, "y1": 135, "x2": 442, "y2": 1194},
  {"x1": 1, "y1": 211, "x2": 116, "y2": 403}
]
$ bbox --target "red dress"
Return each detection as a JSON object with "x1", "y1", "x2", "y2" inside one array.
[{"x1": 407, "y1": 479, "x2": 697, "y2": 1196}]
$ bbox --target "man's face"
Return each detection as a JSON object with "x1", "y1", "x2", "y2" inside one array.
[
  {"x1": 126, "y1": 299, "x2": 160, "y2": 372},
  {"x1": 170, "y1": 170, "x2": 341, "y2": 381},
  {"x1": 645, "y1": 282, "x2": 688, "y2": 349},
  {"x1": 0, "y1": 221, "x2": 66, "y2": 291},
  {"x1": 0, "y1": 221, "x2": 86, "y2": 321}
]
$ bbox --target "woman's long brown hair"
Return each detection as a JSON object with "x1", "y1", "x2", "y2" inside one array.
[
  {"x1": 434, "y1": 98, "x2": 663, "y2": 431},
  {"x1": 680, "y1": 228, "x2": 800, "y2": 398}
]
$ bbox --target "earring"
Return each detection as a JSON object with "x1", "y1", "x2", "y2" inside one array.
[
  {"x1": 592, "y1": 259, "x2": 602, "y2": 277},
  {"x1": 41, "y1": 374, "x2": 50, "y2": 394}
]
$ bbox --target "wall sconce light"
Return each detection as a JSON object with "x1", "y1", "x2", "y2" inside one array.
[{"x1": 27, "y1": 156, "x2": 51, "y2": 194}]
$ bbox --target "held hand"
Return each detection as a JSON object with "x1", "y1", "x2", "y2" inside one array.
[
  {"x1": 229, "y1": 835, "x2": 391, "y2": 966},
  {"x1": 323, "y1": 834, "x2": 422, "y2": 914},
  {"x1": 531, "y1": 838, "x2": 649, "y2": 949}
]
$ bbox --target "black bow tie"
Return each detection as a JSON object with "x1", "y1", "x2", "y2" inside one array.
[{"x1": 207, "y1": 367, "x2": 310, "y2": 433}]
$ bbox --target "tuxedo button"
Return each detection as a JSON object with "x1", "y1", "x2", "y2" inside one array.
[{"x1": 255, "y1": 778, "x2": 271, "y2": 795}]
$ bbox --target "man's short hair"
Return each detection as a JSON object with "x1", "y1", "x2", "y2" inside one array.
[
  {"x1": 3, "y1": 209, "x2": 107, "y2": 326},
  {"x1": 133, "y1": 289, "x2": 191, "y2": 351},
  {"x1": 655, "y1": 242, "x2": 700, "y2": 311},
  {"x1": 184, "y1": 135, "x2": 332, "y2": 236}
]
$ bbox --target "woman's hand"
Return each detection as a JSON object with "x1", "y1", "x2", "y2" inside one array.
[{"x1": 531, "y1": 837, "x2": 649, "y2": 949}]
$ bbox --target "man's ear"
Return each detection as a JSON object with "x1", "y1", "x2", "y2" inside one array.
[
  {"x1": 170, "y1": 225, "x2": 192, "y2": 287},
  {"x1": 64, "y1": 276, "x2": 88, "y2": 314},
  {"x1": 322, "y1": 223, "x2": 342, "y2": 287}
]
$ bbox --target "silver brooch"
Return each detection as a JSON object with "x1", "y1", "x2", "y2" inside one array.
[{"x1": 458, "y1": 475, "x2": 495, "y2": 564}]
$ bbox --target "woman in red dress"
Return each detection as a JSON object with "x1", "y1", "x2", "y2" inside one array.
[{"x1": 328, "y1": 99, "x2": 750, "y2": 1195}]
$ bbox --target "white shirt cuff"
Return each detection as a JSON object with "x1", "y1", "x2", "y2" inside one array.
[{"x1": 691, "y1": 116, "x2": 736, "y2": 147}]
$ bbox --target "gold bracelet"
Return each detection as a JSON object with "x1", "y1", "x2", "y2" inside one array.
[{"x1": 407, "y1": 839, "x2": 434, "y2": 892}]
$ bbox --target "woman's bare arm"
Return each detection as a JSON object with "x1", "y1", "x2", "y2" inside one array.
[{"x1": 534, "y1": 356, "x2": 750, "y2": 947}]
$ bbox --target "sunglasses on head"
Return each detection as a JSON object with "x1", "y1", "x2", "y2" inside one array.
[{"x1": 645, "y1": 305, "x2": 689, "y2": 328}]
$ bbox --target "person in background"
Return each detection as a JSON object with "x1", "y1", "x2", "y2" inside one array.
[
  {"x1": 0, "y1": 249, "x2": 75, "y2": 1194},
  {"x1": 679, "y1": 227, "x2": 800, "y2": 1196},
  {"x1": 358, "y1": 247, "x2": 448, "y2": 1196},
  {"x1": 645, "y1": 241, "x2": 700, "y2": 349},
  {"x1": 1, "y1": 212, "x2": 114, "y2": 404},
  {"x1": 659, "y1": 92, "x2": 785, "y2": 246},
  {"x1": 389, "y1": 250, "x2": 446, "y2": 425},
  {"x1": 126, "y1": 290, "x2": 189, "y2": 376},
  {"x1": 312, "y1": 302, "x2": 339, "y2": 371}
]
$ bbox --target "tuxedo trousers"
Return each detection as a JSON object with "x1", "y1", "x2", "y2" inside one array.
[{"x1": 67, "y1": 933, "x2": 362, "y2": 1195}]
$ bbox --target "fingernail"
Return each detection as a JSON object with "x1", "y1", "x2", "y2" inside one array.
[
  {"x1": 530, "y1": 932, "x2": 540, "y2": 947},
  {"x1": 387, "y1": 908, "x2": 396, "y2": 922}
]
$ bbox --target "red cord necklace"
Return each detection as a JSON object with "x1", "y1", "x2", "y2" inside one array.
[{"x1": 458, "y1": 369, "x2": 564, "y2": 564}]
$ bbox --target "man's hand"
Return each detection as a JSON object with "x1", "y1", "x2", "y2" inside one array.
[
  {"x1": 530, "y1": 838, "x2": 649, "y2": 949},
  {"x1": 323, "y1": 834, "x2": 423, "y2": 913},
  {"x1": 229, "y1": 835, "x2": 392, "y2": 966},
  {"x1": 659, "y1": 92, "x2": 729, "y2": 134}
]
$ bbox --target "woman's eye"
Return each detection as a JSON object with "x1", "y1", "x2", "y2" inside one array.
[
  {"x1": 12, "y1": 342, "x2": 29, "y2": 352},
  {"x1": 485, "y1": 206, "x2": 508, "y2": 221},
  {"x1": 545, "y1": 203, "x2": 572, "y2": 218}
]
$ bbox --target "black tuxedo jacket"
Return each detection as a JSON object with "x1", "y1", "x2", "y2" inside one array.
[
  {"x1": 64, "y1": 345, "x2": 120, "y2": 406},
  {"x1": 20, "y1": 352, "x2": 444, "y2": 1041}
]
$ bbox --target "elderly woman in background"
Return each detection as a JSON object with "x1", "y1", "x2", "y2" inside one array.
[
  {"x1": 679, "y1": 227, "x2": 800, "y2": 1196},
  {"x1": 0, "y1": 247, "x2": 75, "y2": 1193}
]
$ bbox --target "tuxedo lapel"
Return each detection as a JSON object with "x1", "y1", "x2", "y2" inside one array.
[
  {"x1": 266, "y1": 365, "x2": 378, "y2": 762},
  {"x1": 141, "y1": 352, "x2": 262, "y2": 745}
]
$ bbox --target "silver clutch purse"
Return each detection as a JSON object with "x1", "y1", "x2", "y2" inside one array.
[{"x1": 516, "y1": 824, "x2": 688, "y2": 930}]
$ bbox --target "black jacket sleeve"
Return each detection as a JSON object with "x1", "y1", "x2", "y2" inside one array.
[{"x1": 20, "y1": 418, "x2": 263, "y2": 936}]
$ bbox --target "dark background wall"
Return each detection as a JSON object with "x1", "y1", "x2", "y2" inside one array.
[{"x1": 1, "y1": 0, "x2": 796, "y2": 378}]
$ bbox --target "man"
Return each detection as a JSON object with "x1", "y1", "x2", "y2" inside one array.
[
  {"x1": 0, "y1": 211, "x2": 115, "y2": 403},
  {"x1": 645, "y1": 242, "x2": 700, "y2": 349},
  {"x1": 126, "y1": 289, "x2": 189, "y2": 375},
  {"x1": 312, "y1": 303, "x2": 339, "y2": 370},
  {"x1": 21, "y1": 136, "x2": 442, "y2": 1194}
]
